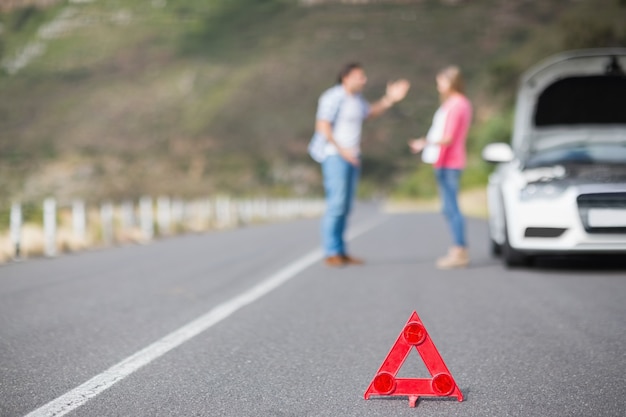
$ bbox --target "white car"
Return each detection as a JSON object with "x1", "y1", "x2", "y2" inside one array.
[{"x1": 482, "y1": 48, "x2": 626, "y2": 267}]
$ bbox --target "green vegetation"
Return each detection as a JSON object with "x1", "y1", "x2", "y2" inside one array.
[{"x1": 0, "y1": 0, "x2": 624, "y2": 206}]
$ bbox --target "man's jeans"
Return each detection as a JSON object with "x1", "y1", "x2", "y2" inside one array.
[
  {"x1": 435, "y1": 168, "x2": 466, "y2": 247},
  {"x1": 321, "y1": 155, "x2": 359, "y2": 256}
]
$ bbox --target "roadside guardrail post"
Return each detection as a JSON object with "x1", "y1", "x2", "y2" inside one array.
[
  {"x1": 140, "y1": 196, "x2": 154, "y2": 241},
  {"x1": 121, "y1": 200, "x2": 135, "y2": 230},
  {"x1": 10, "y1": 202, "x2": 22, "y2": 259},
  {"x1": 72, "y1": 199, "x2": 86, "y2": 245},
  {"x1": 43, "y1": 198, "x2": 57, "y2": 257},
  {"x1": 157, "y1": 196, "x2": 171, "y2": 236},
  {"x1": 100, "y1": 202, "x2": 114, "y2": 246}
]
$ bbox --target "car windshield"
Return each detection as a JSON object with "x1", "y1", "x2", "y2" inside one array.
[{"x1": 525, "y1": 143, "x2": 626, "y2": 168}]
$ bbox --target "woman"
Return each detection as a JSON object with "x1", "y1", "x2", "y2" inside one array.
[{"x1": 409, "y1": 66, "x2": 472, "y2": 269}]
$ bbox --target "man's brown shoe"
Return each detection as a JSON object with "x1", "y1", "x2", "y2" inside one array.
[
  {"x1": 341, "y1": 254, "x2": 365, "y2": 265},
  {"x1": 324, "y1": 255, "x2": 346, "y2": 267}
]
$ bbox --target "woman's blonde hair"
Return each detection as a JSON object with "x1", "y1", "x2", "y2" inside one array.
[{"x1": 438, "y1": 65, "x2": 465, "y2": 95}]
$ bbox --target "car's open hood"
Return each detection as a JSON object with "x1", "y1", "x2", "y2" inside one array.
[{"x1": 512, "y1": 48, "x2": 626, "y2": 155}]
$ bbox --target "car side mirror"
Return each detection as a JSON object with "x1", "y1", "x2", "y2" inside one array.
[{"x1": 482, "y1": 143, "x2": 514, "y2": 163}]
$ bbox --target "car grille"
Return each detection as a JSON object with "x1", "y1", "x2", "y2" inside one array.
[{"x1": 577, "y1": 193, "x2": 626, "y2": 234}]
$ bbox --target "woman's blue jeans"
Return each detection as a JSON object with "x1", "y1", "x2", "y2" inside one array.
[
  {"x1": 435, "y1": 168, "x2": 466, "y2": 247},
  {"x1": 321, "y1": 155, "x2": 359, "y2": 256}
]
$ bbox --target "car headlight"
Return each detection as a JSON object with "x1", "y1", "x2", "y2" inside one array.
[{"x1": 520, "y1": 183, "x2": 567, "y2": 201}]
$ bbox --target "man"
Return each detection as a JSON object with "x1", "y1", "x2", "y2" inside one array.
[{"x1": 313, "y1": 62, "x2": 410, "y2": 267}]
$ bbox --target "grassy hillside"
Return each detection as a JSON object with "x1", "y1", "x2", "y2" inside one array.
[{"x1": 0, "y1": 0, "x2": 624, "y2": 205}]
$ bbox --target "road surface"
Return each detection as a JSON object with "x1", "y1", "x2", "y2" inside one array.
[{"x1": 1, "y1": 204, "x2": 625, "y2": 416}]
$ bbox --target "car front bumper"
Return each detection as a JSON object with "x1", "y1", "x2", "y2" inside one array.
[{"x1": 505, "y1": 186, "x2": 626, "y2": 253}]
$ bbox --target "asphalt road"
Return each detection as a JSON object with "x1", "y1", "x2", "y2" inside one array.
[{"x1": 1, "y1": 204, "x2": 625, "y2": 417}]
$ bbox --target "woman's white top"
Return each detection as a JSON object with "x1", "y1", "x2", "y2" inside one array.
[{"x1": 422, "y1": 106, "x2": 447, "y2": 164}]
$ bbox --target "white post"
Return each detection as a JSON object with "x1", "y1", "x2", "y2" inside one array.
[
  {"x1": 250, "y1": 199, "x2": 257, "y2": 221},
  {"x1": 72, "y1": 199, "x2": 86, "y2": 244},
  {"x1": 188, "y1": 200, "x2": 200, "y2": 231},
  {"x1": 10, "y1": 202, "x2": 22, "y2": 259},
  {"x1": 171, "y1": 198, "x2": 184, "y2": 233},
  {"x1": 121, "y1": 200, "x2": 135, "y2": 230},
  {"x1": 43, "y1": 198, "x2": 57, "y2": 257},
  {"x1": 204, "y1": 198, "x2": 213, "y2": 229},
  {"x1": 214, "y1": 198, "x2": 222, "y2": 227},
  {"x1": 236, "y1": 201, "x2": 247, "y2": 225},
  {"x1": 261, "y1": 198, "x2": 269, "y2": 220},
  {"x1": 100, "y1": 202, "x2": 114, "y2": 245},
  {"x1": 140, "y1": 196, "x2": 154, "y2": 241},
  {"x1": 215, "y1": 197, "x2": 232, "y2": 228},
  {"x1": 157, "y1": 196, "x2": 171, "y2": 235}
]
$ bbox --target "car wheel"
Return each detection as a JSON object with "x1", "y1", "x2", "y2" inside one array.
[
  {"x1": 502, "y1": 223, "x2": 532, "y2": 267},
  {"x1": 488, "y1": 223, "x2": 502, "y2": 257},
  {"x1": 490, "y1": 238, "x2": 502, "y2": 257}
]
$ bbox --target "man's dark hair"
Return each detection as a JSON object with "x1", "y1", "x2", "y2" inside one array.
[{"x1": 337, "y1": 62, "x2": 362, "y2": 84}]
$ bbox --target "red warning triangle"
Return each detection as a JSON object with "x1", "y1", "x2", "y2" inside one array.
[{"x1": 364, "y1": 311, "x2": 463, "y2": 407}]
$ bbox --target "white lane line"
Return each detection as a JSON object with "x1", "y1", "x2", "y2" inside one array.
[{"x1": 24, "y1": 215, "x2": 387, "y2": 417}]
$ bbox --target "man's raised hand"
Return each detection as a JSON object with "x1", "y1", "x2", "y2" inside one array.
[{"x1": 385, "y1": 79, "x2": 411, "y2": 104}]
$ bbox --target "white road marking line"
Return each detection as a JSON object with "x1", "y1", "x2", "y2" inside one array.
[{"x1": 24, "y1": 216, "x2": 387, "y2": 417}]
